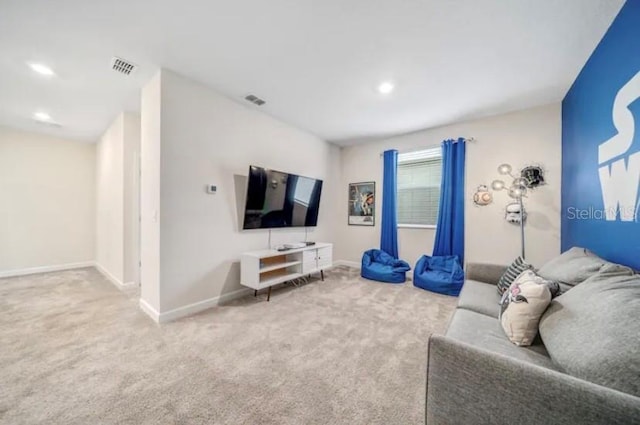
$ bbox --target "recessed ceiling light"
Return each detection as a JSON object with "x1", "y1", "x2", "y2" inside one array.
[
  {"x1": 33, "y1": 111, "x2": 53, "y2": 122},
  {"x1": 28, "y1": 62, "x2": 55, "y2": 76},
  {"x1": 377, "y1": 81, "x2": 395, "y2": 94},
  {"x1": 32, "y1": 111, "x2": 61, "y2": 127}
]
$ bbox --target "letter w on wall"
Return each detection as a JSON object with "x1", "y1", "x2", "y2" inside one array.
[{"x1": 598, "y1": 71, "x2": 640, "y2": 222}]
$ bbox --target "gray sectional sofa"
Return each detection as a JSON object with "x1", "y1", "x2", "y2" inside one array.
[{"x1": 426, "y1": 249, "x2": 640, "y2": 425}]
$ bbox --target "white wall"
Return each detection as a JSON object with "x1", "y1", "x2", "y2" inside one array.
[
  {"x1": 95, "y1": 112, "x2": 140, "y2": 286},
  {"x1": 96, "y1": 115, "x2": 125, "y2": 283},
  {"x1": 338, "y1": 103, "x2": 562, "y2": 268},
  {"x1": 123, "y1": 113, "x2": 141, "y2": 285},
  {"x1": 140, "y1": 72, "x2": 162, "y2": 311},
  {"x1": 140, "y1": 69, "x2": 341, "y2": 315},
  {"x1": 0, "y1": 126, "x2": 95, "y2": 274}
]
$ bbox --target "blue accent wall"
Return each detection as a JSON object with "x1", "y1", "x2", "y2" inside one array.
[{"x1": 562, "y1": 0, "x2": 640, "y2": 269}]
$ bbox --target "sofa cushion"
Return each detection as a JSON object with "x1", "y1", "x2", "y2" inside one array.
[
  {"x1": 446, "y1": 309, "x2": 557, "y2": 369},
  {"x1": 539, "y1": 267, "x2": 640, "y2": 397},
  {"x1": 537, "y1": 247, "x2": 612, "y2": 287},
  {"x1": 499, "y1": 270, "x2": 552, "y2": 346},
  {"x1": 497, "y1": 256, "x2": 533, "y2": 295},
  {"x1": 457, "y1": 279, "x2": 501, "y2": 317}
]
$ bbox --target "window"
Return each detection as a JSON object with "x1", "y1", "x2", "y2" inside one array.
[
  {"x1": 397, "y1": 148, "x2": 442, "y2": 227},
  {"x1": 294, "y1": 176, "x2": 315, "y2": 206}
]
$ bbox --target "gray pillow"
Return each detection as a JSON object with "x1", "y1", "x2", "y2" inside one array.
[
  {"x1": 497, "y1": 256, "x2": 533, "y2": 295},
  {"x1": 539, "y1": 266, "x2": 639, "y2": 397},
  {"x1": 537, "y1": 247, "x2": 607, "y2": 286}
]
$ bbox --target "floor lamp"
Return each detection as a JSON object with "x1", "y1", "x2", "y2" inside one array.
[{"x1": 491, "y1": 164, "x2": 528, "y2": 259}]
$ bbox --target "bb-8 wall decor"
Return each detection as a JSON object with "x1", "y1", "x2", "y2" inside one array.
[{"x1": 473, "y1": 185, "x2": 493, "y2": 206}]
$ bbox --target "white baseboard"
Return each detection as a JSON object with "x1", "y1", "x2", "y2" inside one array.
[
  {"x1": 140, "y1": 287, "x2": 252, "y2": 323},
  {"x1": 332, "y1": 260, "x2": 361, "y2": 269},
  {"x1": 94, "y1": 262, "x2": 137, "y2": 290},
  {"x1": 0, "y1": 261, "x2": 94, "y2": 278},
  {"x1": 139, "y1": 298, "x2": 160, "y2": 322}
]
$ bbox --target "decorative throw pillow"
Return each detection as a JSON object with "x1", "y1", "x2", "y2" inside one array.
[
  {"x1": 497, "y1": 256, "x2": 533, "y2": 295},
  {"x1": 546, "y1": 279, "x2": 561, "y2": 298},
  {"x1": 499, "y1": 270, "x2": 552, "y2": 346}
]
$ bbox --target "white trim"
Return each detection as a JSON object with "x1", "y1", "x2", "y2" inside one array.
[
  {"x1": 0, "y1": 261, "x2": 94, "y2": 278},
  {"x1": 94, "y1": 262, "x2": 137, "y2": 290},
  {"x1": 139, "y1": 298, "x2": 160, "y2": 323},
  {"x1": 398, "y1": 224, "x2": 437, "y2": 229},
  {"x1": 397, "y1": 147, "x2": 442, "y2": 163},
  {"x1": 333, "y1": 260, "x2": 361, "y2": 269},
  {"x1": 140, "y1": 287, "x2": 252, "y2": 323}
]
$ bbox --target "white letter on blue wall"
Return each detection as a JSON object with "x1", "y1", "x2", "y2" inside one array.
[
  {"x1": 598, "y1": 71, "x2": 640, "y2": 221},
  {"x1": 598, "y1": 152, "x2": 640, "y2": 221}
]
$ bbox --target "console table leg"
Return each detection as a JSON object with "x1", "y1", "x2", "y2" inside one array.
[
  {"x1": 321, "y1": 269, "x2": 324, "y2": 281},
  {"x1": 254, "y1": 290, "x2": 257, "y2": 297},
  {"x1": 267, "y1": 286, "x2": 272, "y2": 302}
]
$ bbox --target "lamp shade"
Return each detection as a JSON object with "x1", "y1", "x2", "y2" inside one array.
[
  {"x1": 491, "y1": 179, "x2": 505, "y2": 191},
  {"x1": 512, "y1": 177, "x2": 528, "y2": 188},
  {"x1": 498, "y1": 163, "x2": 512, "y2": 175},
  {"x1": 508, "y1": 185, "x2": 527, "y2": 199}
]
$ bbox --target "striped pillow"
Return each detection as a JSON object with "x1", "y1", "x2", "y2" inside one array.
[{"x1": 497, "y1": 257, "x2": 533, "y2": 295}]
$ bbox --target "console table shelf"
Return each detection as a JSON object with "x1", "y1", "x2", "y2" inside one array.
[
  {"x1": 241, "y1": 243, "x2": 332, "y2": 301},
  {"x1": 259, "y1": 260, "x2": 301, "y2": 274},
  {"x1": 259, "y1": 272, "x2": 303, "y2": 287}
]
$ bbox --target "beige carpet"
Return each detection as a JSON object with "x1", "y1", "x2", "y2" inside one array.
[{"x1": 0, "y1": 266, "x2": 456, "y2": 425}]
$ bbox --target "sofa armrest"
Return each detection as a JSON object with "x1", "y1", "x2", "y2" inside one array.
[
  {"x1": 426, "y1": 335, "x2": 640, "y2": 425},
  {"x1": 465, "y1": 262, "x2": 507, "y2": 285}
]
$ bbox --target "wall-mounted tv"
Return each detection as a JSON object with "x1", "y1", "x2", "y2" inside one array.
[{"x1": 242, "y1": 165, "x2": 323, "y2": 230}]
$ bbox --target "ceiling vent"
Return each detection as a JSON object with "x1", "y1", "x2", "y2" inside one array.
[
  {"x1": 111, "y1": 57, "x2": 137, "y2": 76},
  {"x1": 244, "y1": 94, "x2": 266, "y2": 106}
]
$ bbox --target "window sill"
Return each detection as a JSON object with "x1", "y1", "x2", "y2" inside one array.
[{"x1": 398, "y1": 224, "x2": 437, "y2": 229}]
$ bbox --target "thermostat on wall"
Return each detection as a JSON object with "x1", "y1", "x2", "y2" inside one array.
[{"x1": 206, "y1": 185, "x2": 217, "y2": 194}]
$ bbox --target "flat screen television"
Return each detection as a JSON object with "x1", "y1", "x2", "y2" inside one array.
[{"x1": 242, "y1": 165, "x2": 323, "y2": 230}]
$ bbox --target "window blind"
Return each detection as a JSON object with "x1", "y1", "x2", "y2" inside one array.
[{"x1": 397, "y1": 148, "x2": 442, "y2": 226}]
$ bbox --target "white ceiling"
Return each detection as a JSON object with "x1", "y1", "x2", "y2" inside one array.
[{"x1": 0, "y1": 0, "x2": 625, "y2": 145}]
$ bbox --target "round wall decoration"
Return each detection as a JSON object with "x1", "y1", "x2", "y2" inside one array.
[
  {"x1": 521, "y1": 165, "x2": 545, "y2": 188},
  {"x1": 473, "y1": 185, "x2": 493, "y2": 206},
  {"x1": 505, "y1": 202, "x2": 527, "y2": 224}
]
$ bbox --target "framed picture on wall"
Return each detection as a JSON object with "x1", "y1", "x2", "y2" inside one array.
[{"x1": 348, "y1": 182, "x2": 375, "y2": 226}]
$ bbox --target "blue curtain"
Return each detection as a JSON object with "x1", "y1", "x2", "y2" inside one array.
[
  {"x1": 433, "y1": 139, "x2": 466, "y2": 263},
  {"x1": 381, "y1": 150, "x2": 399, "y2": 258}
]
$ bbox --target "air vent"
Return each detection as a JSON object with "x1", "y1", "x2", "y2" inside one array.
[
  {"x1": 111, "y1": 57, "x2": 137, "y2": 75},
  {"x1": 244, "y1": 94, "x2": 266, "y2": 106}
]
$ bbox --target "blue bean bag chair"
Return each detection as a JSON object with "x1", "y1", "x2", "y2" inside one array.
[
  {"x1": 413, "y1": 255, "x2": 464, "y2": 296},
  {"x1": 361, "y1": 249, "x2": 411, "y2": 283}
]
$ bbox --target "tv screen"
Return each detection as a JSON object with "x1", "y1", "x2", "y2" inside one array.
[{"x1": 242, "y1": 166, "x2": 323, "y2": 230}]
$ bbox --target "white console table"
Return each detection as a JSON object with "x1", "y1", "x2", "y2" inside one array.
[{"x1": 240, "y1": 243, "x2": 333, "y2": 301}]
